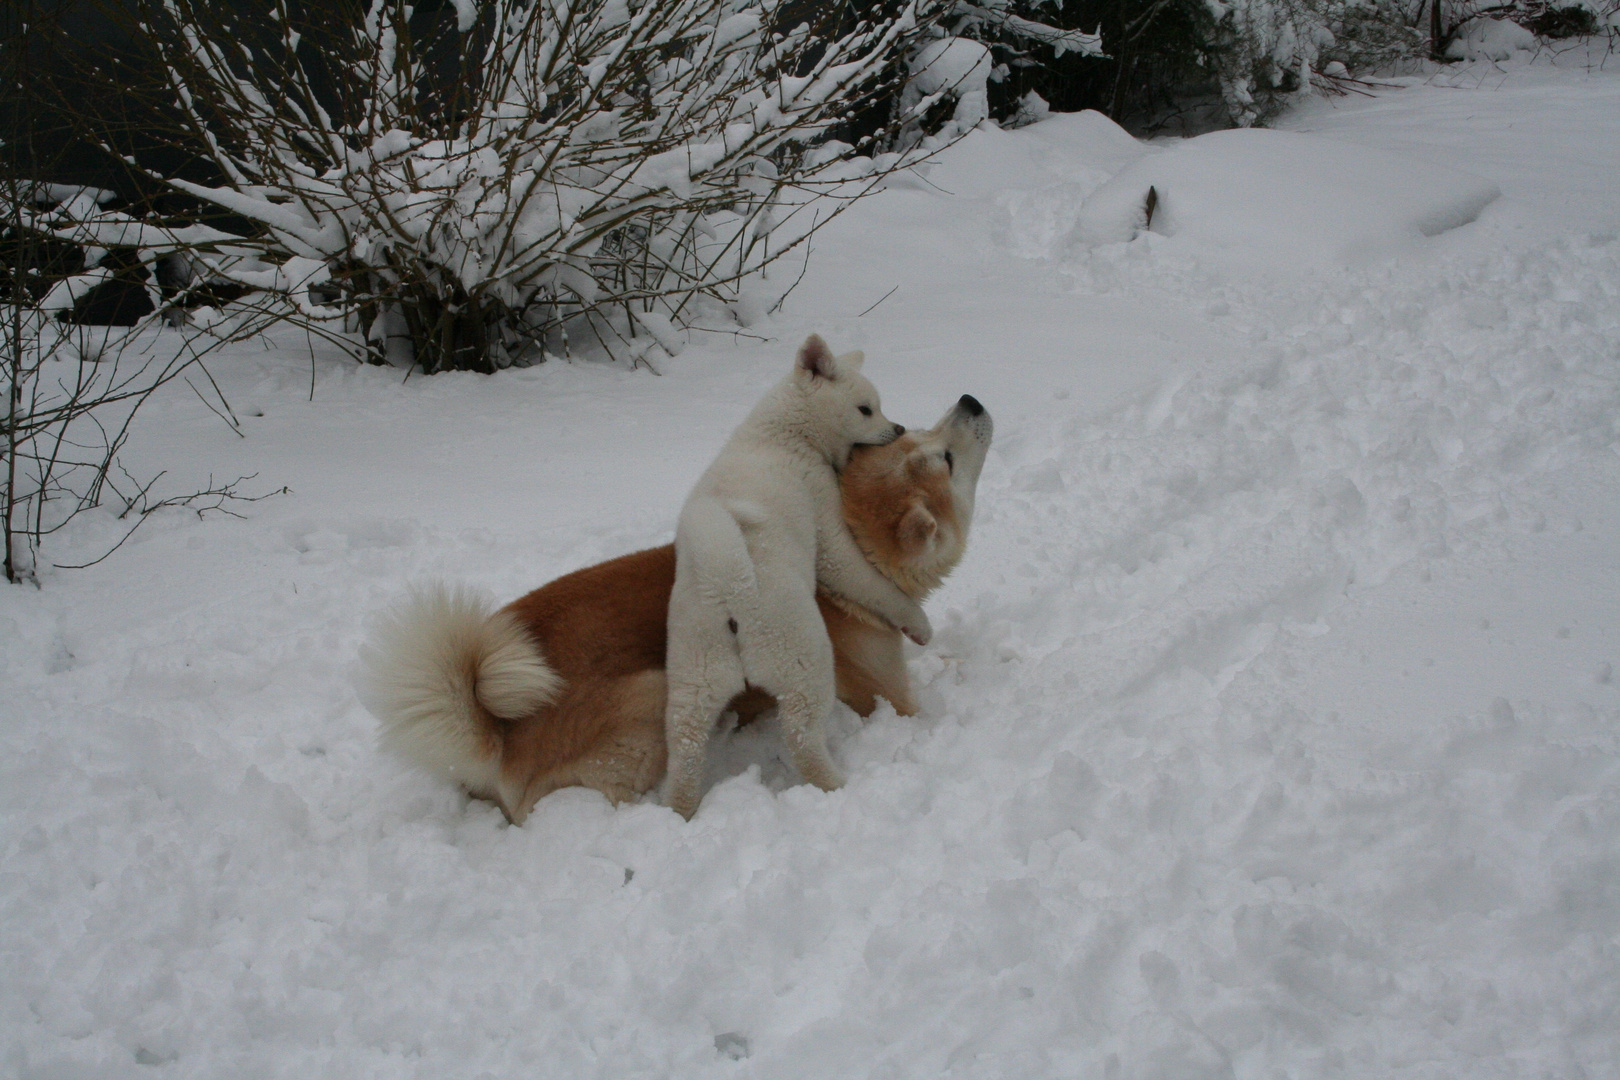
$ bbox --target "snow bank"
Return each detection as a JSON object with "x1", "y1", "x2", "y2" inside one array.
[
  {"x1": 1073, "y1": 128, "x2": 1502, "y2": 266},
  {"x1": 948, "y1": 110, "x2": 1147, "y2": 259}
]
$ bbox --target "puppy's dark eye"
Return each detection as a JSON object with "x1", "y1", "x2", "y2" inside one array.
[
  {"x1": 858, "y1": 405, "x2": 873, "y2": 416},
  {"x1": 944, "y1": 451, "x2": 954, "y2": 473}
]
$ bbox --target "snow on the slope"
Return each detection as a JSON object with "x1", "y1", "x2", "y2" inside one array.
[
  {"x1": 1072, "y1": 127, "x2": 1501, "y2": 265},
  {"x1": 4, "y1": 49, "x2": 1620, "y2": 1080},
  {"x1": 1280, "y1": 46, "x2": 1620, "y2": 235}
]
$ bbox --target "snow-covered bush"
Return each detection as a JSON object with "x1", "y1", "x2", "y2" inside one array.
[
  {"x1": 1521, "y1": 2, "x2": 1602, "y2": 37},
  {"x1": 905, "y1": 36, "x2": 997, "y2": 136},
  {"x1": 126, "y1": 0, "x2": 949, "y2": 373},
  {"x1": 11, "y1": 183, "x2": 262, "y2": 326},
  {"x1": 918, "y1": 0, "x2": 1421, "y2": 131},
  {"x1": 945, "y1": 1, "x2": 1107, "y2": 67},
  {"x1": 1433, "y1": 0, "x2": 1611, "y2": 60},
  {"x1": 911, "y1": 3, "x2": 1104, "y2": 129},
  {"x1": 1208, "y1": 0, "x2": 1423, "y2": 126}
]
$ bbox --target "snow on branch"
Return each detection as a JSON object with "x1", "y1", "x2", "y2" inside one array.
[{"x1": 955, "y1": 3, "x2": 1106, "y2": 58}]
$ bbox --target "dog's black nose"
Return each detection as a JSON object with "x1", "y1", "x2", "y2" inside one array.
[
  {"x1": 893, "y1": 424, "x2": 905, "y2": 436},
  {"x1": 958, "y1": 394, "x2": 984, "y2": 417}
]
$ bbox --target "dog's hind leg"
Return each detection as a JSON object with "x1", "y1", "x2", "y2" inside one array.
[
  {"x1": 663, "y1": 587, "x2": 747, "y2": 819},
  {"x1": 738, "y1": 579, "x2": 842, "y2": 794},
  {"x1": 665, "y1": 498, "x2": 759, "y2": 818},
  {"x1": 514, "y1": 670, "x2": 671, "y2": 817},
  {"x1": 664, "y1": 652, "x2": 745, "y2": 818},
  {"x1": 573, "y1": 669, "x2": 670, "y2": 803}
]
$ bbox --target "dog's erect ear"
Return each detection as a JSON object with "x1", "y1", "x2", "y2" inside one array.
[
  {"x1": 796, "y1": 334, "x2": 840, "y2": 381},
  {"x1": 840, "y1": 349, "x2": 865, "y2": 372},
  {"x1": 898, "y1": 503, "x2": 938, "y2": 552}
]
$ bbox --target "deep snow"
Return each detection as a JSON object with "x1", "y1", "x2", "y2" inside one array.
[{"x1": 4, "y1": 47, "x2": 1620, "y2": 1080}]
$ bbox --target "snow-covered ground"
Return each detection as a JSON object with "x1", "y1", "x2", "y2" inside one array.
[{"x1": 5, "y1": 47, "x2": 1620, "y2": 1079}]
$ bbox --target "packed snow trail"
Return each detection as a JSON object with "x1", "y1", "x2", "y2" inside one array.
[{"x1": 4, "y1": 51, "x2": 1620, "y2": 1079}]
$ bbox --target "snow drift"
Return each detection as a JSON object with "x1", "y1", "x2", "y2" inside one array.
[{"x1": 1074, "y1": 128, "x2": 1502, "y2": 266}]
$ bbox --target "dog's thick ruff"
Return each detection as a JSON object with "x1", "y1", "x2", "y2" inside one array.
[{"x1": 663, "y1": 335, "x2": 930, "y2": 818}]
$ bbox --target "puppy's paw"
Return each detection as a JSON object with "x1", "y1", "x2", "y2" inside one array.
[
  {"x1": 910, "y1": 606, "x2": 934, "y2": 643},
  {"x1": 800, "y1": 760, "x2": 845, "y2": 793}
]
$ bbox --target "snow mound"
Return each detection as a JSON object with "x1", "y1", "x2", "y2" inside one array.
[
  {"x1": 1447, "y1": 17, "x2": 1538, "y2": 61},
  {"x1": 1024, "y1": 108, "x2": 1146, "y2": 172},
  {"x1": 978, "y1": 110, "x2": 1147, "y2": 258},
  {"x1": 1073, "y1": 128, "x2": 1502, "y2": 266}
]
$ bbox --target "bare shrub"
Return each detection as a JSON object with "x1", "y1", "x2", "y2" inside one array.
[
  {"x1": 2, "y1": 176, "x2": 287, "y2": 583},
  {"x1": 4, "y1": 4, "x2": 286, "y2": 583}
]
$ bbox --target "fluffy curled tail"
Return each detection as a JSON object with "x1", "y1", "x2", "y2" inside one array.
[{"x1": 358, "y1": 582, "x2": 562, "y2": 813}]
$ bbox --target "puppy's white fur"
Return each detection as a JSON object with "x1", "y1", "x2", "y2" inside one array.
[{"x1": 662, "y1": 335, "x2": 931, "y2": 818}]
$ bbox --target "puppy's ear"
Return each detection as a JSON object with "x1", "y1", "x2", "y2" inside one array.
[
  {"x1": 796, "y1": 334, "x2": 840, "y2": 381},
  {"x1": 839, "y1": 349, "x2": 865, "y2": 372},
  {"x1": 898, "y1": 502, "x2": 938, "y2": 552}
]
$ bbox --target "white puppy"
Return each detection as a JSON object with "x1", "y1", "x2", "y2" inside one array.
[{"x1": 663, "y1": 335, "x2": 932, "y2": 818}]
